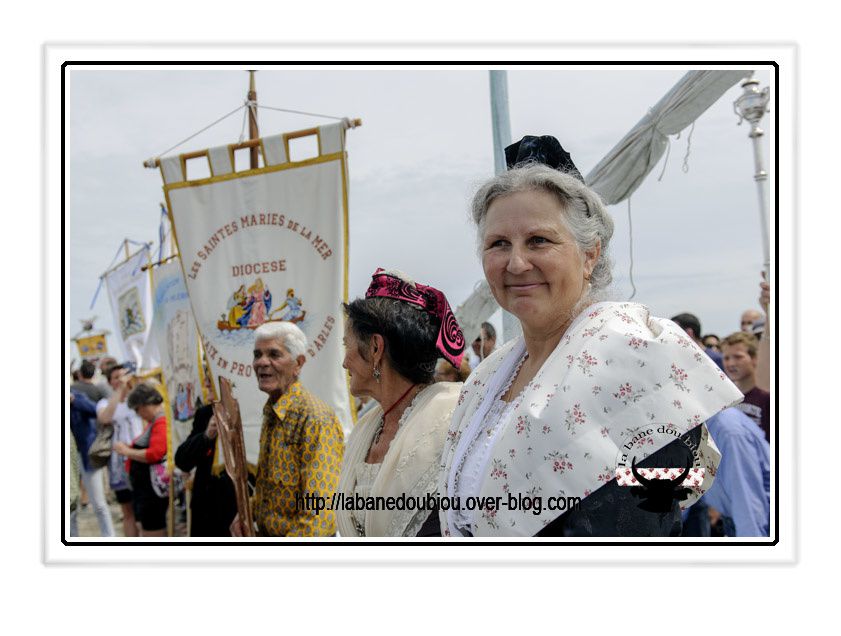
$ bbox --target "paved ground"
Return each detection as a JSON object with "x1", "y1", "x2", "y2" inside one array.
[
  {"x1": 75, "y1": 494, "x2": 126, "y2": 537},
  {"x1": 75, "y1": 489, "x2": 188, "y2": 538}
]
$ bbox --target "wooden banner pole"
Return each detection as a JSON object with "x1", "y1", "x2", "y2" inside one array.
[{"x1": 247, "y1": 71, "x2": 259, "y2": 169}]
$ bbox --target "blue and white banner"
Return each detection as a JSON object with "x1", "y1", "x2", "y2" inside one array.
[
  {"x1": 149, "y1": 259, "x2": 206, "y2": 448},
  {"x1": 103, "y1": 246, "x2": 159, "y2": 371}
]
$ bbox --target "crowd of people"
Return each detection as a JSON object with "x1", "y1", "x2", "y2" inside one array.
[{"x1": 69, "y1": 135, "x2": 773, "y2": 539}]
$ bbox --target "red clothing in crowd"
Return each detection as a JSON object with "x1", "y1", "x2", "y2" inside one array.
[{"x1": 125, "y1": 415, "x2": 168, "y2": 472}]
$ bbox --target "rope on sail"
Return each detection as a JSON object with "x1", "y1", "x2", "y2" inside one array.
[
  {"x1": 147, "y1": 101, "x2": 349, "y2": 163},
  {"x1": 255, "y1": 103, "x2": 347, "y2": 121},
  {"x1": 238, "y1": 101, "x2": 249, "y2": 143},
  {"x1": 682, "y1": 121, "x2": 696, "y2": 173},
  {"x1": 626, "y1": 197, "x2": 637, "y2": 300},
  {"x1": 657, "y1": 138, "x2": 672, "y2": 182},
  {"x1": 151, "y1": 103, "x2": 246, "y2": 159}
]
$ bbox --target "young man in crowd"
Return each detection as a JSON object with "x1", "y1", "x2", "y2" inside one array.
[{"x1": 721, "y1": 331, "x2": 770, "y2": 442}]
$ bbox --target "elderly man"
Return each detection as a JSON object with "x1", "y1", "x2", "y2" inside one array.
[
  {"x1": 740, "y1": 308, "x2": 762, "y2": 333},
  {"x1": 230, "y1": 321, "x2": 344, "y2": 537}
]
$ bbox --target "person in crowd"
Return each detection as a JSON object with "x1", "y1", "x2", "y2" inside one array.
[
  {"x1": 68, "y1": 431, "x2": 80, "y2": 527},
  {"x1": 751, "y1": 318, "x2": 765, "y2": 340},
  {"x1": 721, "y1": 331, "x2": 770, "y2": 442},
  {"x1": 702, "y1": 334, "x2": 721, "y2": 354},
  {"x1": 96, "y1": 356, "x2": 118, "y2": 397},
  {"x1": 69, "y1": 378, "x2": 115, "y2": 537},
  {"x1": 467, "y1": 322, "x2": 497, "y2": 369},
  {"x1": 175, "y1": 404, "x2": 244, "y2": 537},
  {"x1": 230, "y1": 321, "x2": 344, "y2": 537},
  {"x1": 434, "y1": 357, "x2": 472, "y2": 383},
  {"x1": 756, "y1": 271, "x2": 771, "y2": 392},
  {"x1": 439, "y1": 135, "x2": 742, "y2": 537},
  {"x1": 336, "y1": 269, "x2": 465, "y2": 537},
  {"x1": 740, "y1": 308, "x2": 762, "y2": 333},
  {"x1": 671, "y1": 313, "x2": 725, "y2": 372},
  {"x1": 683, "y1": 407, "x2": 770, "y2": 537},
  {"x1": 71, "y1": 359, "x2": 108, "y2": 403},
  {"x1": 113, "y1": 383, "x2": 170, "y2": 537},
  {"x1": 95, "y1": 363, "x2": 144, "y2": 537}
]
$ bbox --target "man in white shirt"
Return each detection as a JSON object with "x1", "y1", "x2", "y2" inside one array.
[{"x1": 96, "y1": 364, "x2": 145, "y2": 537}]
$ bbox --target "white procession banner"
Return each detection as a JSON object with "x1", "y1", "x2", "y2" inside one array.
[
  {"x1": 149, "y1": 259, "x2": 206, "y2": 449},
  {"x1": 103, "y1": 246, "x2": 159, "y2": 371},
  {"x1": 163, "y1": 125, "x2": 352, "y2": 464}
]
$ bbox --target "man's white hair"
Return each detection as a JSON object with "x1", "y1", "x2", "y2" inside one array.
[{"x1": 253, "y1": 321, "x2": 307, "y2": 357}]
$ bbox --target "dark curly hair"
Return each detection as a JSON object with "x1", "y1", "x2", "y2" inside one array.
[{"x1": 343, "y1": 295, "x2": 441, "y2": 385}]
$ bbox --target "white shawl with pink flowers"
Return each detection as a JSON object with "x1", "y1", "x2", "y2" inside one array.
[{"x1": 438, "y1": 301, "x2": 743, "y2": 537}]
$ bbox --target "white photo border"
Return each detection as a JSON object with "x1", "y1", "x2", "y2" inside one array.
[{"x1": 48, "y1": 42, "x2": 795, "y2": 565}]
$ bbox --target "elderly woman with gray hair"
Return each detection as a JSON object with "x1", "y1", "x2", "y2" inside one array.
[{"x1": 438, "y1": 135, "x2": 742, "y2": 537}]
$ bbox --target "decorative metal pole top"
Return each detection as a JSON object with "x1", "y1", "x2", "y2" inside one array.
[{"x1": 734, "y1": 77, "x2": 770, "y2": 131}]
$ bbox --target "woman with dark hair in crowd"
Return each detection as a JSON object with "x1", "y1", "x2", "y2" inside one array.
[
  {"x1": 336, "y1": 268, "x2": 466, "y2": 537},
  {"x1": 439, "y1": 135, "x2": 742, "y2": 537},
  {"x1": 113, "y1": 382, "x2": 170, "y2": 537}
]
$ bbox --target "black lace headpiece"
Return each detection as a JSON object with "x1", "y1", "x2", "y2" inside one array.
[{"x1": 504, "y1": 135, "x2": 585, "y2": 184}]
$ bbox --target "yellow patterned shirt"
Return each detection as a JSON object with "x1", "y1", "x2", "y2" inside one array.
[{"x1": 253, "y1": 381, "x2": 344, "y2": 537}]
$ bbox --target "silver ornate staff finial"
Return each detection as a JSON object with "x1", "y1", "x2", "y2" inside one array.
[{"x1": 734, "y1": 77, "x2": 771, "y2": 275}]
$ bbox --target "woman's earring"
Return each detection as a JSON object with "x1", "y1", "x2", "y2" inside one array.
[{"x1": 373, "y1": 367, "x2": 381, "y2": 383}]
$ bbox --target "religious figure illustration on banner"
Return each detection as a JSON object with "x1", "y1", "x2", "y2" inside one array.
[
  {"x1": 118, "y1": 287, "x2": 146, "y2": 339},
  {"x1": 271, "y1": 287, "x2": 307, "y2": 323},
  {"x1": 173, "y1": 382, "x2": 197, "y2": 421},
  {"x1": 217, "y1": 278, "x2": 305, "y2": 332},
  {"x1": 166, "y1": 308, "x2": 201, "y2": 421}
]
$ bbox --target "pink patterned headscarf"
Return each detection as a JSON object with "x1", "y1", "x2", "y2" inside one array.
[{"x1": 365, "y1": 268, "x2": 465, "y2": 368}]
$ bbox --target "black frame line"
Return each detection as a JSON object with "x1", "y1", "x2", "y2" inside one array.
[{"x1": 60, "y1": 59, "x2": 781, "y2": 548}]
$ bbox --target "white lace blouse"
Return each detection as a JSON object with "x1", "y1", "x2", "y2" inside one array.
[{"x1": 451, "y1": 353, "x2": 527, "y2": 534}]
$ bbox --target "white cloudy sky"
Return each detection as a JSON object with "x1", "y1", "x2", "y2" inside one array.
[{"x1": 66, "y1": 65, "x2": 772, "y2": 363}]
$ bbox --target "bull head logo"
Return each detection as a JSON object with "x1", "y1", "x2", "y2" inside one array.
[{"x1": 629, "y1": 450, "x2": 694, "y2": 513}]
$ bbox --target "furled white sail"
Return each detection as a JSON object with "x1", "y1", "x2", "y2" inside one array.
[{"x1": 585, "y1": 70, "x2": 751, "y2": 205}]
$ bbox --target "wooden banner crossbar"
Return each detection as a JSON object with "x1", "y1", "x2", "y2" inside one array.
[
  {"x1": 140, "y1": 253, "x2": 179, "y2": 272},
  {"x1": 143, "y1": 119, "x2": 363, "y2": 171},
  {"x1": 98, "y1": 243, "x2": 152, "y2": 280}
]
